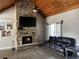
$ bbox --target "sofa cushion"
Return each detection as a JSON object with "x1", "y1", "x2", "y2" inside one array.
[
  {"x1": 56, "y1": 37, "x2": 76, "y2": 47},
  {"x1": 49, "y1": 36, "x2": 56, "y2": 44}
]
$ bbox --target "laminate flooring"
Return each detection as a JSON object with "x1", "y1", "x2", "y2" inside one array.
[{"x1": 0, "y1": 46, "x2": 77, "y2": 59}]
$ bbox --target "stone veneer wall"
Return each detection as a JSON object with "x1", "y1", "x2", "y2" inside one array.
[
  {"x1": 16, "y1": 0, "x2": 37, "y2": 46},
  {"x1": 16, "y1": 0, "x2": 34, "y2": 17}
]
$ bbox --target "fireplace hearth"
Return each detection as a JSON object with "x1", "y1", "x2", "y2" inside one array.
[{"x1": 22, "y1": 36, "x2": 32, "y2": 44}]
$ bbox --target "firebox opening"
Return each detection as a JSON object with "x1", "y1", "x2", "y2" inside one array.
[{"x1": 22, "y1": 36, "x2": 32, "y2": 44}]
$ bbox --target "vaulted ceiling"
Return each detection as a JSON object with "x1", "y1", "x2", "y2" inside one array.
[
  {"x1": 33, "y1": 0, "x2": 79, "y2": 17},
  {"x1": 0, "y1": 0, "x2": 16, "y2": 12},
  {"x1": 0, "y1": 0, "x2": 79, "y2": 17}
]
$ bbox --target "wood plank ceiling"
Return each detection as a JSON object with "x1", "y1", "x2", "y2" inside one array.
[
  {"x1": 33, "y1": 0, "x2": 79, "y2": 17},
  {"x1": 0, "y1": 0, "x2": 79, "y2": 17},
  {"x1": 0, "y1": 0, "x2": 16, "y2": 12}
]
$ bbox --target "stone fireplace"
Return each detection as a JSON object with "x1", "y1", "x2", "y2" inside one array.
[
  {"x1": 17, "y1": 27, "x2": 37, "y2": 47},
  {"x1": 16, "y1": 0, "x2": 38, "y2": 48}
]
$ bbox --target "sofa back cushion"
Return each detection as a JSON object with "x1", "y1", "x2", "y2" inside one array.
[
  {"x1": 56, "y1": 37, "x2": 76, "y2": 47},
  {"x1": 49, "y1": 36, "x2": 56, "y2": 43},
  {"x1": 49, "y1": 36, "x2": 76, "y2": 47}
]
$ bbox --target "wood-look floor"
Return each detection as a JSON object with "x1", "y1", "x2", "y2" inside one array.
[{"x1": 0, "y1": 46, "x2": 77, "y2": 59}]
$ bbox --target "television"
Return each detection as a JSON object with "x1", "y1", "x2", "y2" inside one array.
[{"x1": 19, "y1": 16, "x2": 36, "y2": 28}]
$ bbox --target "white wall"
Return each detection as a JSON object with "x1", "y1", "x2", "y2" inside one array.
[
  {"x1": 46, "y1": 8, "x2": 79, "y2": 46},
  {"x1": 35, "y1": 13, "x2": 45, "y2": 43},
  {"x1": 0, "y1": 6, "x2": 17, "y2": 50}
]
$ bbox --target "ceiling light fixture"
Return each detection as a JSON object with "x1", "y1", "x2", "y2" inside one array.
[{"x1": 32, "y1": 6, "x2": 38, "y2": 13}]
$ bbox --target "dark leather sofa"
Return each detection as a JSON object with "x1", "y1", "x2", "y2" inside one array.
[{"x1": 43, "y1": 36, "x2": 76, "y2": 56}]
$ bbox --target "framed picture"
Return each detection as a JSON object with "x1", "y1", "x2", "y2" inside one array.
[
  {"x1": 7, "y1": 23, "x2": 12, "y2": 29},
  {"x1": 0, "y1": 22, "x2": 5, "y2": 30},
  {"x1": 2, "y1": 31, "x2": 11, "y2": 37},
  {"x1": 1, "y1": 31, "x2": 5, "y2": 37}
]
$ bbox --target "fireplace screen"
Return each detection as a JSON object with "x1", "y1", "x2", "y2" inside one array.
[{"x1": 22, "y1": 36, "x2": 32, "y2": 44}]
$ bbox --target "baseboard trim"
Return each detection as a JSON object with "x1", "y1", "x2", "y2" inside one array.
[{"x1": 0, "y1": 47, "x2": 12, "y2": 50}]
